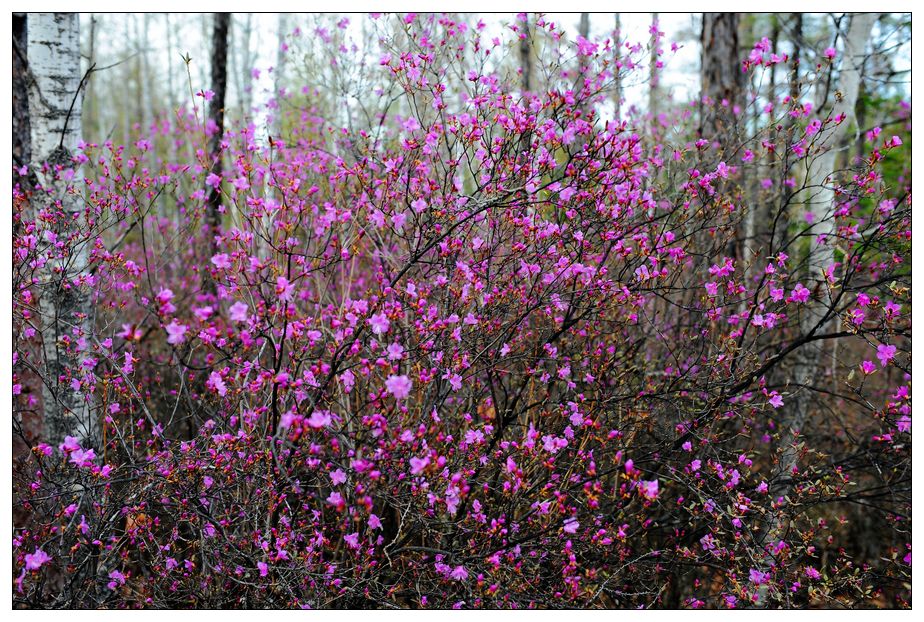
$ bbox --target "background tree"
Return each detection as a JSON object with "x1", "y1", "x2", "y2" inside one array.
[
  {"x1": 25, "y1": 12, "x2": 94, "y2": 447},
  {"x1": 205, "y1": 13, "x2": 231, "y2": 265},
  {"x1": 700, "y1": 13, "x2": 743, "y2": 143}
]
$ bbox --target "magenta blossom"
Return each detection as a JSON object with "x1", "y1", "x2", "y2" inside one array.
[
  {"x1": 165, "y1": 320, "x2": 188, "y2": 345},
  {"x1": 24, "y1": 548, "x2": 51, "y2": 571},
  {"x1": 876, "y1": 344, "x2": 897, "y2": 366},
  {"x1": 385, "y1": 374, "x2": 412, "y2": 400}
]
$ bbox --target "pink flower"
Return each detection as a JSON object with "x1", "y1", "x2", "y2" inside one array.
[
  {"x1": 211, "y1": 253, "x2": 231, "y2": 270},
  {"x1": 768, "y1": 393, "x2": 784, "y2": 409},
  {"x1": 276, "y1": 276, "x2": 295, "y2": 302},
  {"x1": 330, "y1": 469, "x2": 347, "y2": 485},
  {"x1": 24, "y1": 548, "x2": 51, "y2": 571},
  {"x1": 876, "y1": 344, "x2": 897, "y2": 366},
  {"x1": 258, "y1": 561, "x2": 268, "y2": 577},
  {"x1": 165, "y1": 320, "x2": 188, "y2": 345},
  {"x1": 156, "y1": 288, "x2": 174, "y2": 305},
  {"x1": 368, "y1": 514, "x2": 382, "y2": 530},
  {"x1": 229, "y1": 301, "x2": 249, "y2": 322},
  {"x1": 69, "y1": 447, "x2": 96, "y2": 468},
  {"x1": 59, "y1": 435, "x2": 81, "y2": 453},
  {"x1": 385, "y1": 374, "x2": 412, "y2": 400},
  {"x1": 386, "y1": 342, "x2": 404, "y2": 360},
  {"x1": 409, "y1": 455, "x2": 430, "y2": 475},
  {"x1": 563, "y1": 518, "x2": 579, "y2": 534},
  {"x1": 107, "y1": 569, "x2": 126, "y2": 590},
  {"x1": 749, "y1": 568, "x2": 769, "y2": 585},
  {"x1": 306, "y1": 410, "x2": 332, "y2": 429},
  {"x1": 824, "y1": 47, "x2": 837, "y2": 60},
  {"x1": 860, "y1": 360, "x2": 876, "y2": 375},
  {"x1": 896, "y1": 415, "x2": 911, "y2": 433},
  {"x1": 326, "y1": 491, "x2": 345, "y2": 509},
  {"x1": 369, "y1": 312, "x2": 390, "y2": 336},
  {"x1": 208, "y1": 371, "x2": 227, "y2": 396},
  {"x1": 449, "y1": 565, "x2": 469, "y2": 581},
  {"x1": 344, "y1": 533, "x2": 361, "y2": 549},
  {"x1": 639, "y1": 479, "x2": 660, "y2": 501},
  {"x1": 790, "y1": 283, "x2": 811, "y2": 303},
  {"x1": 884, "y1": 300, "x2": 901, "y2": 318},
  {"x1": 805, "y1": 567, "x2": 821, "y2": 580}
]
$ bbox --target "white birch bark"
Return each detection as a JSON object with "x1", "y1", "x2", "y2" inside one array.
[
  {"x1": 755, "y1": 16, "x2": 876, "y2": 606},
  {"x1": 28, "y1": 13, "x2": 94, "y2": 447},
  {"x1": 780, "y1": 12, "x2": 876, "y2": 481}
]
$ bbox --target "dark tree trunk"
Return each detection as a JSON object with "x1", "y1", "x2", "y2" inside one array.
[
  {"x1": 206, "y1": 13, "x2": 230, "y2": 250},
  {"x1": 519, "y1": 13, "x2": 532, "y2": 93},
  {"x1": 699, "y1": 13, "x2": 743, "y2": 144},
  {"x1": 13, "y1": 13, "x2": 31, "y2": 179},
  {"x1": 649, "y1": 13, "x2": 660, "y2": 119}
]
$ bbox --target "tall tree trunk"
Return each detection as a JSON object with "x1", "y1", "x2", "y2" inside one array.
[
  {"x1": 649, "y1": 13, "x2": 660, "y2": 120},
  {"x1": 84, "y1": 15, "x2": 97, "y2": 141},
  {"x1": 519, "y1": 13, "x2": 532, "y2": 93},
  {"x1": 613, "y1": 13, "x2": 622, "y2": 119},
  {"x1": 13, "y1": 13, "x2": 31, "y2": 183},
  {"x1": 761, "y1": 14, "x2": 876, "y2": 592},
  {"x1": 165, "y1": 14, "x2": 177, "y2": 110},
  {"x1": 773, "y1": 13, "x2": 803, "y2": 253},
  {"x1": 699, "y1": 13, "x2": 743, "y2": 147},
  {"x1": 575, "y1": 13, "x2": 590, "y2": 108},
  {"x1": 241, "y1": 14, "x2": 255, "y2": 118},
  {"x1": 27, "y1": 13, "x2": 94, "y2": 447},
  {"x1": 206, "y1": 12, "x2": 231, "y2": 277},
  {"x1": 272, "y1": 13, "x2": 289, "y2": 140}
]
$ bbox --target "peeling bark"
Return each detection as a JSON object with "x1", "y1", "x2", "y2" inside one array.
[{"x1": 27, "y1": 12, "x2": 94, "y2": 447}]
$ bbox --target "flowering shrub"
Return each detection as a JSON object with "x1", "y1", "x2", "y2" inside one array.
[{"x1": 13, "y1": 14, "x2": 910, "y2": 609}]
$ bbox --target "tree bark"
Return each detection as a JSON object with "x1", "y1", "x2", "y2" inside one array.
[
  {"x1": 756, "y1": 19, "x2": 877, "y2": 603},
  {"x1": 699, "y1": 13, "x2": 743, "y2": 144},
  {"x1": 779, "y1": 12, "x2": 876, "y2": 483},
  {"x1": 13, "y1": 13, "x2": 31, "y2": 182},
  {"x1": 519, "y1": 13, "x2": 532, "y2": 93},
  {"x1": 773, "y1": 13, "x2": 803, "y2": 253},
  {"x1": 206, "y1": 13, "x2": 231, "y2": 274},
  {"x1": 27, "y1": 12, "x2": 94, "y2": 447},
  {"x1": 649, "y1": 14, "x2": 660, "y2": 120},
  {"x1": 613, "y1": 13, "x2": 622, "y2": 119},
  {"x1": 272, "y1": 13, "x2": 289, "y2": 140}
]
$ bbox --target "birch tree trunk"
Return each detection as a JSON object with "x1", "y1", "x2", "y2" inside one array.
[
  {"x1": 756, "y1": 19, "x2": 877, "y2": 603},
  {"x1": 613, "y1": 13, "x2": 622, "y2": 119},
  {"x1": 272, "y1": 13, "x2": 289, "y2": 139},
  {"x1": 772, "y1": 13, "x2": 802, "y2": 253},
  {"x1": 649, "y1": 13, "x2": 660, "y2": 120},
  {"x1": 27, "y1": 13, "x2": 94, "y2": 447}
]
